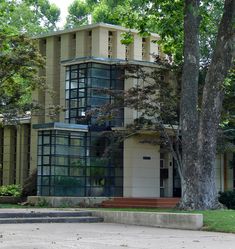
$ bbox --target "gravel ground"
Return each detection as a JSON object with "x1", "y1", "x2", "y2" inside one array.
[{"x1": 0, "y1": 222, "x2": 234, "y2": 249}]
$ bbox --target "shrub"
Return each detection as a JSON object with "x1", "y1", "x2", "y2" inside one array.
[
  {"x1": 0, "y1": 184, "x2": 22, "y2": 197},
  {"x1": 219, "y1": 191, "x2": 235, "y2": 209},
  {"x1": 21, "y1": 169, "x2": 37, "y2": 198}
]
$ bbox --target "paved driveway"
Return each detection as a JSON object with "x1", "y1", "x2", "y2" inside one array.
[{"x1": 0, "y1": 222, "x2": 234, "y2": 249}]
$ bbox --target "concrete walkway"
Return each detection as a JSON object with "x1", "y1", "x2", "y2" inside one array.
[{"x1": 0, "y1": 222, "x2": 234, "y2": 249}]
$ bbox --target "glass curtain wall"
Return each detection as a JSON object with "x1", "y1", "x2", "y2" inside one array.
[
  {"x1": 37, "y1": 62, "x2": 124, "y2": 197},
  {"x1": 37, "y1": 130, "x2": 86, "y2": 196},
  {"x1": 37, "y1": 130, "x2": 123, "y2": 196},
  {"x1": 65, "y1": 62, "x2": 124, "y2": 126}
]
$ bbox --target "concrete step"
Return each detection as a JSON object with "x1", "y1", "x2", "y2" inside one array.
[
  {"x1": 0, "y1": 211, "x2": 92, "y2": 219},
  {"x1": 0, "y1": 216, "x2": 103, "y2": 224},
  {"x1": 0, "y1": 210, "x2": 103, "y2": 224}
]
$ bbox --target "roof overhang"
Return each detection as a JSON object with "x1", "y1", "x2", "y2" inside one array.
[
  {"x1": 61, "y1": 56, "x2": 165, "y2": 69},
  {"x1": 33, "y1": 122, "x2": 89, "y2": 132},
  {"x1": 34, "y1": 23, "x2": 160, "y2": 39}
]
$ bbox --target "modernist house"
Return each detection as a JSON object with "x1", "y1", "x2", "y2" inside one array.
[{"x1": 0, "y1": 23, "x2": 234, "y2": 200}]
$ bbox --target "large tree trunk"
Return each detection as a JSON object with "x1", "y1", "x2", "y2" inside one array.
[
  {"x1": 196, "y1": 0, "x2": 235, "y2": 209},
  {"x1": 180, "y1": 0, "x2": 235, "y2": 210},
  {"x1": 179, "y1": 0, "x2": 201, "y2": 209}
]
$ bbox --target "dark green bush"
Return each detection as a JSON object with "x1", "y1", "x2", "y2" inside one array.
[
  {"x1": 21, "y1": 169, "x2": 37, "y2": 198},
  {"x1": 219, "y1": 191, "x2": 235, "y2": 209},
  {"x1": 0, "y1": 184, "x2": 22, "y2": 197}
]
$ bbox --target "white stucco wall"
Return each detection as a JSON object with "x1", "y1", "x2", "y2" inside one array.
[{"x1": 123, "y1": 135, "x2": 160, "y2": 197}]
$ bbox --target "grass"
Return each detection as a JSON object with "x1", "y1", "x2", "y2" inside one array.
[
  {"x1": 94, "y1": 207, "x2": 235, "y2": 233},
  {"x1": 199, "y1": 210, "x2": 235, "y2": 233},
  {"x1": 0, "y1": 204, "x2": 25, "y2": 208}
]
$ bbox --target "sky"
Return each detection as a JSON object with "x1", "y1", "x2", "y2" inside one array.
[{"x1": 48, "y1": 0, "x2": 75, "y2": 27}]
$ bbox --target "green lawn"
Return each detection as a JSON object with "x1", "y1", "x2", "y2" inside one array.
[
  {"x1": 199, "y1": 210, "x2": 235, "y2": 233},
  {"x1": 0, "y1": 204, "x2": 24, "y2": 208}
]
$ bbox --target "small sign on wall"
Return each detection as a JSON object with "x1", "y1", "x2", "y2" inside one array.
[{"x1": 143, "y1": 156, "x2": 151, "y2": 160}]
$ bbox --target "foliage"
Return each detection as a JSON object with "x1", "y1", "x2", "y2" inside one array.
[
  {"x1": 65, "y1": 0, "x2": 91, "y2": 28},
  {"x1": 0, "y1": 0, "x2": 60, "y2": 123},
  {"x1": 65, "y1": 0, "x2": 127, "y2": 27},
  {"x1": 36, "y1": 198, "x2": 50, "y2": 207},
  {"x1": 90, "y1": 63, "x2": 180, "y2": 165},
  {"x1": 219, "y1": 191, "x2": 235, "y2": 210},
  {"x1": 0, "y1": 0, "x2": 60, "y2": 35},
  {"x1": 0, "y1": 184, "x2": 22, "y2": 197},
  {"x1": 0, "y1": 32, "x2": 45, "y2": 123}
]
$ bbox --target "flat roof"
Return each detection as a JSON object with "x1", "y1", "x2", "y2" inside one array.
[
  {"x1": 35, "y1": 22, "x2": 160, "y2": 39},
  {"x1": 61, "y1": 56, "x2": 165, "y2": 69},
  {"x1": 33, "y1": 122, "x2": 89, "y2": 132}
]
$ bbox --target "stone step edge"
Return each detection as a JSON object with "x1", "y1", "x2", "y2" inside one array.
[
  {"x1": 0, "y1": 216, "x2": 104, "y2": 224},
  {"x1": 0, "y1": 211, "x2": 92, "y2": 218}
]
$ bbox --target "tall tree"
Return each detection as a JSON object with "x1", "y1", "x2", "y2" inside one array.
[{"x1": 187, "y1": 0, "x2": 235, "y2": 209}]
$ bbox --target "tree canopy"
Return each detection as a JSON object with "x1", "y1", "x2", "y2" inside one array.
[
  {"x1": 0, "y1": 0, "x2": 60, "y2": 35},
  {"x1": 0, "y1": 0, "x2": 60, "y2": 122}
]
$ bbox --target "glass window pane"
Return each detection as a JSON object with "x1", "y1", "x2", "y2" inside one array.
[
  {"x1": 70, "y1": 167, "x2": 85, "y2": 176},
  {"x1": 71, "y1": 89, "x2": 77, "y2": 98},
  {"x1": 41, "y1": 176, "x2": 50, "y2": 185},
  {"x1": 43, "y1": 136, "x2": 50, "y2": 145},
  {"x1": 43, "y1": 156, "x2": 50, "y2": 165},
  {"x1": 78, "y1": 89, "x2": 85, "y2": 97},
  {"x1": 56, "y1": 136, "x2": 69, "y2": 145},
  {"x1": 52, "y1": 156, "x2": 69, "y2": 166},
  {"x1": 66, "y1": 81, "x2": 70, "y2": 90},
  {"x1": 70, "y1": 137, "x2": 84, "y2": 146},
  {"x1": 38, "y1": 136, "x2": 42, "y2": 145},
  {"x1": 71, "y1": 71, "x2": 78, "y2": 79},
  {"x1": 70, "y1": 109, "x2": 77, "y2": 118},
  {"x1": 79, "y1": 69, "x2": 86, "y2": 77},
  {"x1": 71, "y1": 80, "x2": 78, "y2": 89},
  {"x1": 37, "y1": 157, "x2": 42, "y2": 166},
  {"x1": 41, "y1": 186, "x2": 50, "y2": 195},
  {"x1": 42, "y1": 166, "x2": 50, "y2": 175},
  {"x1": 91, "y1": 78, "x2": 110, "y2": 88},
  {"x1": 66, "y1": 71, "x2": 70, "y2": 80},
  {"x1": 65, "y1": 90, "x2": 70, "y2": 99},
  {"x1": 43, "y1": 146, "x2": 50, "y2": 155},
  {"x1": 38, "y1": 166, "x2": 42, "y2": 175},
  {"x1": 78, "y1": 98, "x2": 85, "y2": 107},
  {"x1": 89, "y1": 68, "x2": 110, "y2": 79},
  {"x1": 56, "y1": 145, "x2": 69, "y2": 156},
  {"x1": 65, "y1": 110, "x2": 69, "y2": 119},
  {"x1": 38, "y1": 146, "x2": 42, "y2": 155},
  {"x1": 54, "y1": 167, "x2": 68, "y2": 176}
]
